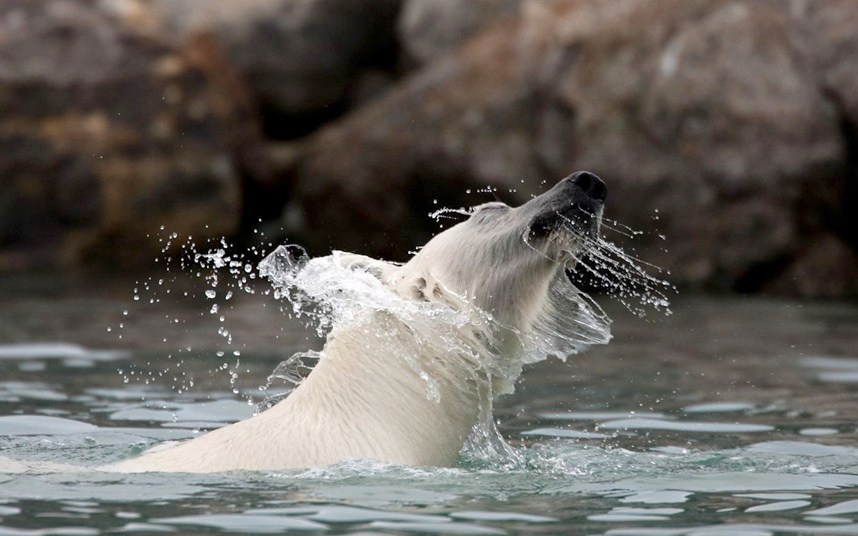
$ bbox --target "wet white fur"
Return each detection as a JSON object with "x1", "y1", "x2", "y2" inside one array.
[{"x1": 108, "y1": 195, "x2": 596, "y2": 473}]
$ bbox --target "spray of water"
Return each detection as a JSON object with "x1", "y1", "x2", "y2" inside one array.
[
  {"x1": 117, "y1": 200, "x2": 672, "y2": 466},
  {"x1": 554, "y1": 210, "x2": 675, "y2": 318},
  {"x1": 257, "y1": 246, "x2": 529, "y2": 464},
  {"x1": 254, "y1": 208, "x2": 671, "y2": 466},
  {"x1": 110, "y1": 227, "x2": 279, "y2": 404}
]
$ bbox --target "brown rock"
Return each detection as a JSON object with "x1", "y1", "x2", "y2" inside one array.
[
  {"x1": 398, "y1": 0, "x2": 523, "y2": 65},
  {"x1": 152, "y1": 0, "x2": 402, "y2": 131},
  {"x1": 564, "y1": 0, "x2": 842, "y2": 289},
  {"x1": 806, "y1": 0, "x2": 858, "y2": 122},
  {"x1": 290, "y1": 0, "x2": 857, "y2": 295},
  {"x1": 0, "y1": 0, "x2": 263, "y2": 270},
  {"x1": 804, "y1": 0, "x2": 858, "y2": 254},
  {"x1": 765, "y1": 234, "x2": 858, "y2": 298}
]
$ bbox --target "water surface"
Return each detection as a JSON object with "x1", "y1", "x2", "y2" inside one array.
[{"x1": 1, "y1": 275, "x2": 857, "y2": 535}]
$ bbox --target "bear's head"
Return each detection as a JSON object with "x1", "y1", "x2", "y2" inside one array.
[{"x1": 399, "y1": 171, "x2": 607, "y2": 334}]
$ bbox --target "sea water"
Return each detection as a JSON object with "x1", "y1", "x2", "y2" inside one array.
[{"x1": 1, "y1": 263, "x2": 857, "y2": 534}]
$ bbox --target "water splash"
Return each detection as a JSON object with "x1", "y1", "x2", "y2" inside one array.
[
  {"x1": 120, "y1": 202, "x2": 672, "y2": 465},
  {"x1": 256, "y1": 241, "x2": 621, "y2": 465},
  {"x1": 545, "y1": 210, "x2": 675, "y2": 318},
  {"x1": 112, "y1": 229, "x2": 278, "y2": 398},
  {"x1": 429, "y1": 207, "x2": 475, "y2": 222},
  {"x1": 573, "y1": 236, "x2": 675, "y2": 317},
  {"x1": 258, "y1": 350, "x2": 320, "y2": 409}
]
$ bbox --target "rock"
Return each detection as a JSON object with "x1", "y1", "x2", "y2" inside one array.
[
  {"x1": 0, "y1": 0, "x2": 263, "y2": 270},
  {"x1": 803, "y1": 0, "x2": 858, "y2": 252},
  {"x1": 398, "y1": 0, "x2": 523, "y2": 66},
  {"x1": 562, "y1": 0, "x2": 842, "y2": 290},
  {"x1": 151, "y1": 0, "x2": 402, "y2": 136},
  {"x1": 289, "y1": 0, "x2": 857, "y2": 294},
  {"x1": 764, "y1": 234, "x2": 858, "y2": 298},
  {"x1": 806, "y1": 0, "x2": 858, "y2": 121}
]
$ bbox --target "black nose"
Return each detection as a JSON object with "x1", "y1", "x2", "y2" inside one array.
[{"x1": 569, "y1": 171, "x2": 607, "y2": 202}]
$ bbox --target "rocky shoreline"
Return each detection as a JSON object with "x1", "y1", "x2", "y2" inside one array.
[{"x1": 1, "y1": 0, "x2": 855, "y2": 296}]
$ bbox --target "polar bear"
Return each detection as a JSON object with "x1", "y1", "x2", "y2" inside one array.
[{"x1": 108, "y1": 171, "x2": 611, "y2": 473}]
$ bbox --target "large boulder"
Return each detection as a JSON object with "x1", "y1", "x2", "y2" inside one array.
[
  {"x1": 0, "y1": 0, "x2": 263, "y2": 270},
  {"x1": 803, "y1": 0, "x2": 858, "y2": 252},
  {"x1": 151, "y1": 0, "x2": 402, "y2": 136},
  {"x1": 398, "y1": 0, "x2": 523, "y2": 66},
  {"x1": 288, "y1": 0, "x2": 857, "y2": 296}
]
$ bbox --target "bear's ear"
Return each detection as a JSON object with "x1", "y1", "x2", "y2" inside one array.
[
  {"x1": 332, "y1": 251, "x2": 401, "y2": 286},
  {"x1": 404, "y1": 274, "x2": 466, "y2": 310}
]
